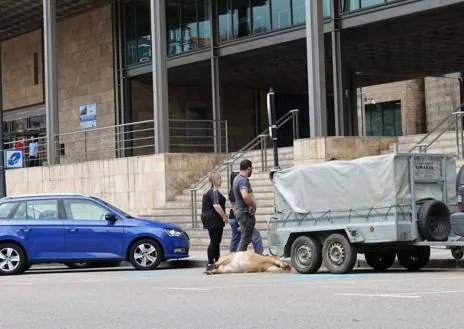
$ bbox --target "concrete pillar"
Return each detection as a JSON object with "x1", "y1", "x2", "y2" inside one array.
[
  {"x1": 210, "y1": 0, "x2": 223, "y2": 153},
  {"x1": 306, "y1": 0, "x2": 327, "y2": 137},
  {"x1": 150, "y1": 0, "x2": 169, "y2": 153},
  {"x1": 43, "y1": 0, "x2": 60, "y2": 164}
]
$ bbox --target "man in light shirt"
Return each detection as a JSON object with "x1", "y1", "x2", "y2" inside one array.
[{"x1": 28, "y1": 137, "x2": 39, "y2": 167}]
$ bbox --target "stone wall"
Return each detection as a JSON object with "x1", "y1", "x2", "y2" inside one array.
[
  {"x1": 1, "y1": 30, "x2": 44, "y2": 109},
  {"x1": 6, "y1": 153, "x2": 225, "y2": 216},
  {"x1": 58, "y1": 5, "x2": 115, "y2": 163},
  {"x1": 357, "y1": 79, "x2": 425, "y2": 136},
  {"x1": 424, "y1": 76, "x2": 461, "y2": 131},
  {"x1": 293, "y1": 136, "x2": 398, "y2": 165}
]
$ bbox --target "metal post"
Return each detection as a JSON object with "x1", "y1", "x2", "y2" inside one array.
[
  {"x1": 150, "y1": 0, "x2": 169, "y2": 153},
  {"x1": 267, "y1": 88, "x2": 279, "y2": 169},
  {"x1": 224, "y1": 121, "x2": 229, "y2": 154},
  {"x1": 84, "y1": 131, "x2": 88, "y2": 162},
  {"x1": 263, "y1": 135, "x2": 268, "y2": 172},
  {"x1": 0, "y1": 43, "x2": 6, "y2": 197},
  {"x1": 360, "y1": 87, "x2": 366, "y2": 136},
  {"x1": 210, "y1": 1, "x2": 223, "y2": 153},
  {"x1": 43, "y1": 0, "x2": 59, "y2": 165},
  {"x1": 306, "y1": 0, "x2": 327, "y2": 137},
  {"x1": 113, "y1": 0, "x2": 126, "y2": 158}
]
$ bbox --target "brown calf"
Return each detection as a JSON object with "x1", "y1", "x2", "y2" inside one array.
[{"x1": 206, "y1": 251, "x2": 291, "y2": 274}]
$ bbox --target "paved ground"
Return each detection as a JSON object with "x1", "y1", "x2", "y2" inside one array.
[{"x1": 2, "y1": 251, "x2": 464, "y2": 329}]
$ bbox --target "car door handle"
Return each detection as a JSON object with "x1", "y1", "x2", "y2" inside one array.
[
  {"x1": 18, "y1": 227, "x2": 31, "y2": 232},
  {"x1": 66, "y1": 227, "x2": 79, "y2": 232}
]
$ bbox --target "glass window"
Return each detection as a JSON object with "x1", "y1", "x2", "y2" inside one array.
[
  {"x1": 135, "y1": 0, "x2": 152, "y2": 63},
  {"x1": 63, "y1": 199, "x2": 109, "y2": 221},
  {"x1": 323, "y1": 0, "x2": 331, "y2": 17},
  {"x1": 11, "y1": 118, "x2": 27, "y2": 132},
  {"x1": 343, "y1": 0, "x2": 360, "y2": 12},
  {"x1": 183, "y1": 0, "x2": 200, "y2": 52},
  {"x1": 233, "y1": 0, "x2": 251, "y2": 38},
  {"x1": 218, "y1": 0, "x2": 233, "y2": 42},
  {"x1": 0, "y1": 202, "x2": 18, "y2": 219},
  {"x1": 17, "y1": 200, "x2": 59, "y2": 220},
  {"x1": 197, "y1": 0, "x2": 211, "y2": 48},
  {"x1": 272, "y1": 0, "x2": 291, "y2": 30},
  {"x1": 365, "y1": 101, "x2": 402, "y2": 136},
  {"x1": 29, "y1": 115, "x2": 46, "y2": 129},
  {"x1": 251, "y1": 0, "x2": 270, "y2": 34},
  {"x1": 361, "y1": 0, "x2": 385, "y2": 8},
  {"x1": 167, "y1": 0, "x2": 183, "y2": 55},
  {"x1": 124, "y1": 0, "x2": 137, "y2": 65},
  {"x1": 291, "y1": 0, "x2": 305, "y2": 25}
]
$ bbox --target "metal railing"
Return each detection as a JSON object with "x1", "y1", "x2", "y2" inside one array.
[
  {"x1": 408, "y1": 103, "x2": 464, "y2": 157},
  {"x1": 54, "y1": 119, "x2": 228, "y2": 164},
  {"x1": 189, "y1": 109, "x2": 300, "y2": 228},
  {"x1": 3, "y1": 136, "x2": 48, "y2": 168}
]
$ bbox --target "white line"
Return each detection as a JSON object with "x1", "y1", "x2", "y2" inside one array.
[
  {"x1": 334, "y1": 293, "x2": 420, "y2": 299},
  {"x1": 161, "y1": 288, "x2": 210, "y2": 291},
  {"x1": 396, "y1": 290, "x2": 464, "y2": 296},
  {"x1": 0, "y1": 282, "x2": 33, "y2": 286}
]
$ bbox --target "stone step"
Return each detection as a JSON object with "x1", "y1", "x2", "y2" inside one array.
[
  {"x1": 145, "y1": 219, "x2": 272, "y2": 231},
  {"x1": 174, "y1": 191, "x2": 275, "y2": 202},
  {"x1": 146, "y1": 204, "x2": 276, "y2": 217}
]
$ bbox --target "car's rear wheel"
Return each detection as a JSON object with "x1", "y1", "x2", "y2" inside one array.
[
  {"x1": 129, "y1": 239, "x2": 162, "y2": 270},
  {"x1": 0, "y1": 243, "x2": 27, "y2": 275}
]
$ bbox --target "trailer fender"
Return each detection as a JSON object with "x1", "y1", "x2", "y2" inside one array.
[{"x1": 344, "y1": 227, "x2": 366, "y2": 243}]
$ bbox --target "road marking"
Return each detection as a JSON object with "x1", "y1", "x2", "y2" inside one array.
[
  {"x1": 334, "y1": 293, "x2": 420, "y2": 299},
  {"x1": 335, "y1": 290, "x2": 464, "y2": 299},
  {"x1": 161, "y1": 287, "x2": 210, "y2": 291}
]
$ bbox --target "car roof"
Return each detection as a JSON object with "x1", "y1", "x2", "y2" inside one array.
[{"x1": 1, "y1": 193, "x2": 91, "y2": 201}]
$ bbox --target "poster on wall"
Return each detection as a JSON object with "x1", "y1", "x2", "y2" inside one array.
[{"x1": 79, "y1": 103, "x2": 97, "y2": 130}]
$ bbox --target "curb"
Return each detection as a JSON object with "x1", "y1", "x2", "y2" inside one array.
[{"x1": 27, "y1": 258, "x2": 464, "y2": 272}]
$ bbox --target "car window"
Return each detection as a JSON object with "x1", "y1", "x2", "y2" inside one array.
[
  {"x1": 12, "y1": 200, "x2": 59, "y2": 220},
  {"x1": 63, "y1": 199, "x2": 109, "y2": 221},
  {"x1": 12, "y1": 202, "x2": 27, "y2": 219},
  {"x1": 0, "y1": 202, "x2": 18, "y2": 219}
]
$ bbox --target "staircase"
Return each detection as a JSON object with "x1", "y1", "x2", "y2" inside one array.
[
  {"x1": 141, "y1": 146, "x2": 295, "y2": 251},
  {"x1": 391, "y1": 131, "x2": 461, "y2": 156}
]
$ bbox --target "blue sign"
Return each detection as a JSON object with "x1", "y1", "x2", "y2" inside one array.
[
  {"x1": 80, "y1": 103, "x2": 97, "y2": 130},
  {"x1": 5, "y1": 150, "x2": 24, "y2": 169}
]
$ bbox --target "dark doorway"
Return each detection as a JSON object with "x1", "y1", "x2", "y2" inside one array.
[{"x1": 275, "y1": 93, "x2": 309, "y2": 147}]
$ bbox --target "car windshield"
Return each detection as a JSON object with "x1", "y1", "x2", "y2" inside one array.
[{"x1": 90, "y1": 197, "x2": 134, "y2": 218}]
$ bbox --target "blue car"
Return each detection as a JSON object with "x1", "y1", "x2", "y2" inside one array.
[{"x1": 0, "y1": 194, "x2": 189, "y2": 275}]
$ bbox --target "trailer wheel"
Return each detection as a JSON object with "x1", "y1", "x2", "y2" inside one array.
[
  {"x1": 417, "y1": 200, "x2": 451, "y2": 241},
  {"x1": 364, "y1": 251, "x2": 396, "y2": 271},
  {"x1": 322, "y1": 234, "x2": 357, "y2": 274},
  {"x1": 290, "y1": 236, "x2": 322, "y2": 274},
  {"x1": 451, "y1": 247, "x2": 464, "y2": 260},
  {"x1": 397, "y1": 246, "x2": 430, "y2": 271}
]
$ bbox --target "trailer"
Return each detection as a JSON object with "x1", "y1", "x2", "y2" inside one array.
[{"x1": 267, "y1": 152, "x2": 464, "y2": 274}]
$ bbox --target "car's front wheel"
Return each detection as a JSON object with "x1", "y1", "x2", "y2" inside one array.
[
  {"x1": 129, "y1": 239, "x2": 162, "y2": 270},
  {"x1": 0, "y1": 243, "x2": 27, "y2": 275}
]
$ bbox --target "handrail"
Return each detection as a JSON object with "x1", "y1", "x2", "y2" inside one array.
[
  {"x1": 189, "y1": 109, "x2": 300, "y2": 228},
  {"x1": 408, "y1": 103, "x2": 464, "y2": 155}
]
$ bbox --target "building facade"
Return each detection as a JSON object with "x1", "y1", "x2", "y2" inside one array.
[{"x1": 1, "y1": 0, "x2": 464, "y2": 166}]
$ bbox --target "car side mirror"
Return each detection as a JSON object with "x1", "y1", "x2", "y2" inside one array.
[{"x1": 105, "y1": 213, "x2": 117, "y2": 222}]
